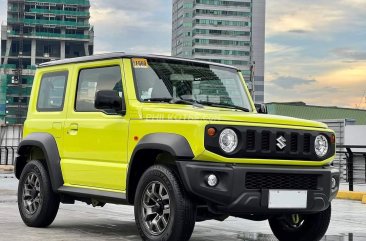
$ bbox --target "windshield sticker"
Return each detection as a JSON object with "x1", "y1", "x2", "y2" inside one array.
[{"x1": 132, "y1": 58, "x2": 149, "y2": 68}]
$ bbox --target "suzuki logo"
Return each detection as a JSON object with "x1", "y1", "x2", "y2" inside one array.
[{"x1": 276, "y1": 136, "x2": 287, "y2": 150}]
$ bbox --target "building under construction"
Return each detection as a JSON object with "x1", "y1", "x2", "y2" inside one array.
[{"x1": 0, "y1": 0, "x2": 94, "y2": 124}]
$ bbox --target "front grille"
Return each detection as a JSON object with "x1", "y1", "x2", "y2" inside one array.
[
  {"x1": 245, "y1": 173, "x2": 318, "y2": 190},
  {"x1": 205, "y1": 125, "x2": 334, "y2": 161}
]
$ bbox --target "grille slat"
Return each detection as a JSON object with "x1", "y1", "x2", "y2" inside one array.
[
  {"x1": 290, "y1": 133, "x2": 298, "y2": 152},
  {"x1": 245, "y1": 173, "x2": 318, "y2": 190},
  {"x1": 246, "y1": 130, "x2": 256, "y2": 150},
  {"x1": 303, "y1": 134, "x2": 311, "y2": 153},
  {"x1": 261, "y1": 131, "x2": 270, "y2": 151}
]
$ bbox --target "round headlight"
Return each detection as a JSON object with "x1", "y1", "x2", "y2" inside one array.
[
  {"x1": 219, "y1": 129, "x2": 238, "y2": 153},
  {"x1": 314, "y1": 135, "x2": 329, "y2": 157}
]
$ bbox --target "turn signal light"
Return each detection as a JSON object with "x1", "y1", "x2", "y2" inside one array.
[
  {"x1": 207, "y1": 127, "x2": 216, "y2": 137},
  {"x1": 330, "y1": 134, "x2": 336, "y2": 144}
]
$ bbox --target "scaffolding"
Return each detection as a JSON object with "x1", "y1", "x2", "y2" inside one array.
[
  {"x1": 1, "y1": 0, "x2": 94, "y2": 124},
  {"x1": 0, "y1": 75, "x2": 8, "y2": 123}
]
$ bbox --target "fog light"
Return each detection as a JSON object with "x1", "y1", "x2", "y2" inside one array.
[
  {"x1": 331, "y1": 177, "x2": 337, "y2": 189},
  {"x1": 207, "y1": 174, "x2": 218, "y2": 187}
]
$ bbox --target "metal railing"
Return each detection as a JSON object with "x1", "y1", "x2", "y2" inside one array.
[
  {"x1": 0, "y1": 125, "x2": 23, "y2": 165},
  {"x1": 8, "y1": 31, "x2": 90, "y2": 40},
  {"x1": 29, "y1": 8, "x2": 90, "y2": 17},
  {"x1": 0, "y1": 146, "x2": 17, "y2": 165},
  {"x1": 337, "y1": 145, "x2": 366, "y2": 191},
  {"x1": 25, "y1": 0, "x2": 90, "y2": 6},
  {"x1": 0, "y1": 133, "x2": 365, "y2": 190},
  {"x1": 8, "y1": 18, "x2": 90, "y2": 28},
  {"x1": 0, "y1": 64, "x2": 17, "y2": 69}
]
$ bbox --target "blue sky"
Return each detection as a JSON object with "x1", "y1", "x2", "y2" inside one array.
[{"x1": 1, "y1": 0, "x2": 365, "y2": 108}]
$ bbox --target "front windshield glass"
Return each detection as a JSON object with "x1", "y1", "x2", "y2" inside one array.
[{"x1": 132, "y1": 58, "x2": 253, "y2": 111}]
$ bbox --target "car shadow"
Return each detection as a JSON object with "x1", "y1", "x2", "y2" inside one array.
[{"x1": 46, "y1": 220, "x2": 357, "y2": 241}]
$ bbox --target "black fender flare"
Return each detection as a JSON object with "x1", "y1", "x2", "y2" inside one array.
[
  {"x1": 16, "y1": 133, "x2": 64, "y2": 192},
  {"x1": 132, "y1": 133, "x2": 194, "y2": 158},
  {"x1": 126, "y1": 133, "x2": 194, "y2": 202}
]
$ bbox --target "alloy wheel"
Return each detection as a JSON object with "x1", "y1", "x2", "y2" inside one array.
[
  {"x1": 22, "y1": 173, "x2": 42, "y2": 215},
  {"x1": 141, "y1": 181, "x2": 171, "y2": 235}
]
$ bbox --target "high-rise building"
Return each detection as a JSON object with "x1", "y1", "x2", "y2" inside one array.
[
  {"x1": 172, "y1": 0, "x2": 265, "y2": 103},
  {"x1": 0, "y1": 0, "x2": 94, "y2": 124}
]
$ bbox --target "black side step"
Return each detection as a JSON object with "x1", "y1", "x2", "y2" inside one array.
[{"x1": 58, "y1": 186, "x2": 129, "y2": 205}]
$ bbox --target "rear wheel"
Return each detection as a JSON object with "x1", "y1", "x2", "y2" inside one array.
[
  {"x1": 268, "y1": 205, "x2": 331, "y2": 241},
  {"x1": 134, "y1": 165, "x2": 196, "y2": 241},
  {"x1": 18, "y1": 160, "x2": 60, "y2": 227}
]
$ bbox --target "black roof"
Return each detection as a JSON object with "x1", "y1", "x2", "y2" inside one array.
[{"x1": 38, "y1": 52, "x2": 240, "y2": 70}]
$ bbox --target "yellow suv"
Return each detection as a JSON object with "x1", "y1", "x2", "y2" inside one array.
[{"x1": 15, "y1": 53, "x2": 339, "y2": 241}]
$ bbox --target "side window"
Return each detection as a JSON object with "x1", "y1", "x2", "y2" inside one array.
[
  {"x1": 75, "y1": 65, "x2": 122, "y2": 112},
  {"x1": 37, "y1": 71, "x2": 68, "y2": 112}
]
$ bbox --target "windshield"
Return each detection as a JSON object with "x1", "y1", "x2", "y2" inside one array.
[{"x1": 132, "y1": 58, "x2": 253, "y2": 111}]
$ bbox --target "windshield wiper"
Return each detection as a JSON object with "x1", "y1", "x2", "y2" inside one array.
[
  {"x1": 143, "y1": 97, "x2": 204, "y2": 108},
  {"x1": 197, "y1": 101, "x2": 250, "y2": 112}
]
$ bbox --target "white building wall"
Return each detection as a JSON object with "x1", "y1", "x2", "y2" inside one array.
[
  {"x1": 251, "y1": 0, "x2": 265, "y2": 103},
  {"x1": 345, "y1": 125, "x2": 366, "y2": 147}
]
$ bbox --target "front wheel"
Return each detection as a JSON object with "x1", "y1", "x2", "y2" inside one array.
[
  {"x1": 134, "y1": 165, "x2": 196, "y2": 241},
  {"x1": 268, "y1": 205, "x2": 331, "y2": 241}
]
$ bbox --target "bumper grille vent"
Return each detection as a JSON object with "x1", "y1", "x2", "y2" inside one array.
[{"x1": 245, "y1": 173, "x2": 318, "y2": 190}]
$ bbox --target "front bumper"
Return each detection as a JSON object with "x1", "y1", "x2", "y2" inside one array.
[{"x1": 176, "y1": 161, "x2": 340, "y2": 215}]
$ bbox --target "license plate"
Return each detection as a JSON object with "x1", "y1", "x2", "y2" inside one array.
[{"x1": 268, "y1": 190, "x2": 307, "y2": 209}]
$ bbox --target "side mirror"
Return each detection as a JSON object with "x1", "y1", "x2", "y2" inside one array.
[
  {"x1": 95, "y1": 90, "x2": 125, "y2": 115},
  {"x1": 255, "y1": 103, "x2": 267, "y2": 114}
]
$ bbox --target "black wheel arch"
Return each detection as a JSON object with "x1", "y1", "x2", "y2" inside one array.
[
  {"x1": 126, "y1": 133, "x2": 194, "y2": 204},
  {"x1": 15, "y1": 133, "x2": 64, "y2": 192}
]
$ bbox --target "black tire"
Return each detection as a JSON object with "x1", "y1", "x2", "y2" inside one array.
[
  {"x1": 134, "y1": 165, "x2": 196, "y2": 241},
  {"x1": 268, "y1": 205, "x2": 331, "y2": 241},
  {"x1": 18, "y1": 160, "x2": 60, "y2": 227}
]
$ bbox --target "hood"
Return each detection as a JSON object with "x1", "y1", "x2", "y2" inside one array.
[{"x1": 141, "y1": 105, "x2": 328, "y2": 129}]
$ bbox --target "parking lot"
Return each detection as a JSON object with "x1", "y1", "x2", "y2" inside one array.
[{"x1": 1, "y1": 173, "x2": 366, "y2": 241}]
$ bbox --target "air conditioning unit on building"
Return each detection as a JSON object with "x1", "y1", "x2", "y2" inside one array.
[{"x1": 11, "y1": 76, "x2": 18, "y2": 84}]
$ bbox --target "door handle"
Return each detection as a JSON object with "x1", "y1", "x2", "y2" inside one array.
[{"x1": 67, "y1": 123, "x2": 79, "y2": 135}]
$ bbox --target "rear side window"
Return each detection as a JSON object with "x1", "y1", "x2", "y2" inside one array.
[
  {"x1": 75, "y1": 66, "x2": 122, "y2": 112},
  {"x1": 37, "y1": 71, "x2": 68, "y2": 112}
]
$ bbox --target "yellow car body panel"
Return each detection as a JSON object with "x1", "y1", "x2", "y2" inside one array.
[
  {"x1": 24, "y1": 65, "x2": 71, "y2": 161},
  {"x1": 61, "y1": 59, "x2": 129, "y2": 191}
]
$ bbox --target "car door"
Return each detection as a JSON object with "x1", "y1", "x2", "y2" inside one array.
[{"x1": 62, "y1": 59, "x2": 129, "y2": 191}]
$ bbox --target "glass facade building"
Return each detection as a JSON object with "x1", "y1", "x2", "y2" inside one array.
[
  {"x1": 172, "y1": 0, "x2": 265, "y2": 103},
  {"x1": 1, "y1": 0, "x2": 94, "y2": 124}
]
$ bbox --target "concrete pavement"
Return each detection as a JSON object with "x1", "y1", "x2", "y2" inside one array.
[
  {"x1": 0, "y1": 165, "x2": 13, "y2": 172},
  {"x1": 1, "y1": 173, "x2": 366, "y2": 241}
]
